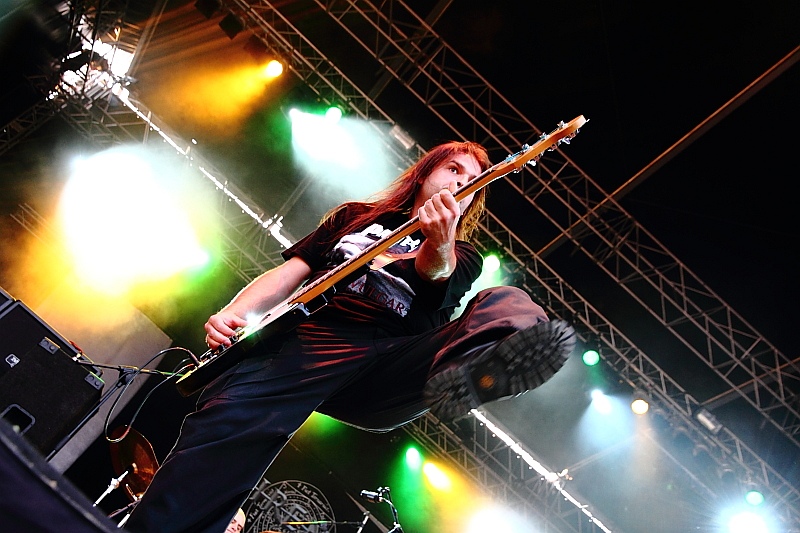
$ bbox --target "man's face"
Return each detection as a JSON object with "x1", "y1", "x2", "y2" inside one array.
[
  {"x1": 225, "y1": 510, "x2": 245, "y2": 533},
  {"x1": 415, "y1": 152, "x2": 482, "y2": 215}
]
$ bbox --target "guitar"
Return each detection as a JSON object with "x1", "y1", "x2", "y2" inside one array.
[{"x1": 175, "y1": 116, "x2": 587, "y2": 396}]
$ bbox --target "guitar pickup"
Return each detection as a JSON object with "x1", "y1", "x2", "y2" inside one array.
[{"x1": 305, "y1": 286, "x2": 336, "y2": 313}]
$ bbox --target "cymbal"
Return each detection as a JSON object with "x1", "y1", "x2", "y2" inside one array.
[{"x1": 109, "y1": 425, "x2": 159, "y2": 501}]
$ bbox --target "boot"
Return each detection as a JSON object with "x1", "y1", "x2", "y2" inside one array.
[{"x1": 424, "y1": 319, "x2": 576, "y2": 422}]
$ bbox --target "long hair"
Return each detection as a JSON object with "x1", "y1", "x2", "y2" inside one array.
[{"x1": 322, "y1": 141, "x2": 492, "y2": 243}]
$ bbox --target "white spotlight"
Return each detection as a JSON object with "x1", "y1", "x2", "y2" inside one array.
[
  {"x1": 727, "y1": 510, "x2": 768, "y2": 533},
  {"x1": 630, "y1": 389, "x2": 649, "y2": 415},
  {"x1": 590, "y1": 389, "x2": 612, "y2": 415},
  {"x1": 695, "y1": 408, "x2": 723, "y2": 434}
]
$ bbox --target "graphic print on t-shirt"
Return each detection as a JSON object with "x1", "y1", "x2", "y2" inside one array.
[{"x1": 330, "y1": 222, "x2": 420, "y2": 317}]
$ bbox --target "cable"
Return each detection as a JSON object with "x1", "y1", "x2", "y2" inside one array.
[{"x1": 103, "y1": 347, "x2": 196, "y2": 443}]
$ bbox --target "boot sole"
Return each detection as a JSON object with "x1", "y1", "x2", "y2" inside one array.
[{"x1": 424, "y1": 319, "x2": 576, "y2": 422}]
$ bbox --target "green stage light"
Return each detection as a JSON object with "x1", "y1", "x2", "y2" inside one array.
[
  {"x1": 324, "y1": 105, "x2": 343, "y2": 123},
  {"x1": 582, "y1": 348, "x2": 600, "y2": 366},
  {"x1": 405, "y1": 447, "x2": 422, "y2": 469},
  {"x1": 482, "y1": 254, "x2": 500, "y2": 273},
  {"x1": 745, "y1": 489, "x2": 764, "y2": 506}
]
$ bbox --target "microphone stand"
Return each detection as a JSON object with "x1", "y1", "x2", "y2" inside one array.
[
  {"x1": 361, "y1": 487, "x2": 403, "y2": 533},
  {"x1": 386, "y1": 498, "x2": 403, "y2": 533},
  {"x1": 281, "y1": 518, "x2": 369, "y2": 530},
  {"x1": 355, "y1": 512, "x2": 370, "y2": 533}
]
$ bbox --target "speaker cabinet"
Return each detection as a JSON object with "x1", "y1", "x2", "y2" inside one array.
[
  {"x1": 0, "y1": 301, "x2": 103, "y2": 458},
  {"x1": 0, "y1": 286, "x2": 11, "y2": 313},
  {"x1": 0, "y1": 418, "x2": 117, "y2": 532}
]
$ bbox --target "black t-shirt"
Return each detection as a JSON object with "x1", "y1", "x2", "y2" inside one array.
[{"x1": 282, "y1": 204, "x2": 483, "y2": 334}]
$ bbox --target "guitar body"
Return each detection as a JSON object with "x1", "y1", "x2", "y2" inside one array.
[
  {"x1": 174, "y1": 116, "x2": 587, "y2": 396},
  {"x1": 175, "y1": 302, "x2": 311, "y2": 396}
]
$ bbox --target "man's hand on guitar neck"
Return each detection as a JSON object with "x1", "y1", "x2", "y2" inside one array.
[{"x1": 413, "y1": 152, "x2": 480, "y2": 283}]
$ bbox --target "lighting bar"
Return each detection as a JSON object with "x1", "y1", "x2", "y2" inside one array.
[
  {"x1": 471, "y1": 409, "x2": 613, "y2": 533},
  {"x1": 112, "y1": 83, "x2": 294, "y2": 249}
]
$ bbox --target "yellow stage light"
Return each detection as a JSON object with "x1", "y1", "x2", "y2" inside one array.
[
  {"x1": 263, "y1": 59, "x2": 284, "y2": 78},
  {"x1": 630, "y1": 389, "x2": 650, "y2": 415}
]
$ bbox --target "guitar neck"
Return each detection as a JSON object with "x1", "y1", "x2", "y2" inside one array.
[
  {"x1": 176, "y1": 117, "x2": 586, "y2": 396},
  {"x1": 280, "y1": 116, "x2": 587, "y2": 310},
  {"x1": 289, "y1": 161, "x2": 501, "y2": 305}
]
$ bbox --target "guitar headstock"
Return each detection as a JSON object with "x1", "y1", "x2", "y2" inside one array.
[
  {"x1": 497, "y1": 115, "x2": 587, "y2": 173},
  {"x1": 450, "y1": 115, "x2": 587, "y2": 204}
]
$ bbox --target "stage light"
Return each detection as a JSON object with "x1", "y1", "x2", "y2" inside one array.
[
  {"x1": 243, "y1": 35, "x2": 285, "y2": 78},
  {"x1": 287, "y1": 102, "x2": 345, "y2": 123},
  {"x1": 580, "y1": 333, "x2": 601, "y2": 366},
  {"x1": 289, "y1": 108, "x2": 358, "y2": 165},
  {"x1": 671, "y1": 425, "x2": 694, "y2": 452},
  {"x1": 717, "y1": 462, "x2": 738, "y2": 490},
  {"x1": 195, "y1": 0, "x2": 221, "y2": 19},
  {"x1": 389, "y1": 124, "x2": 416, "y2": 150},
  {"x1": 582, "y1": 347, "x2": 600, "y2": 366},
  {"x1": 726, "y1": 510, "x2": 769, "y2": 533},
  {"x1": 263, "y1": 59, "x2": 284, "y2": 78},
  {"x1": 744, "y1": 488, "x2": 764, "y2": 506},
  {"x1": 219, "y1": 13, "x2": 244, "y2": 39},
  {"x1": 630, "y1": 389, "x2": 650, "y2": 415},
  {"x1": 405, "y1": 447, "x2": 422, "y2": 469},
  {"x1": 691, "y1": 443, "x2": 715, "y2": 464},
  {"x1": 686, "y1": 442, "x2": 728, "y2": 493},
  {"x1": 590, "y1": 389, "x2": 612, "y2": 414},
  {"x1": 467, "y1": 506, "x2": 529, "y2": 533},
  {"x1": 695, "y1": 407, "x2": 723, "y2": 434},
  {"x1": 59, "y1": 147, "x2": 209, "y2": 294},
  {"x1": 286, "y1": 101, "x2": 394, "y2": 203},
  {"x1": 324, "y1": 104, "x2": 344, "y2": 123},
  {"x1": 482, "y1": 254, "x2": 501, "y2": 273},
  {"x1": 422, "y1": 462, "x2": 451, "y2": 490},
  {"x1": 243, "y1": 34, "x2": 269, "y2": 60}
]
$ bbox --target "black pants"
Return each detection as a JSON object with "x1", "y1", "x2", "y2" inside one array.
[{"x1": 124, "y1": 286, "x2": 547, "y2": 533}]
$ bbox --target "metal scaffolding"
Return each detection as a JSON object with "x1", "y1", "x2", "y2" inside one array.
[
  {"x1": 4, "y1": 1, "x2": 798, "y2": 531},
  {"x1": 207, "y1": 0, "x2": 799, "y2": 528}
]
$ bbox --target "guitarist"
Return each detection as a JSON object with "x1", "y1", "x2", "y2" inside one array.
[{"x1": 125, "y1": 141, "x2": 576, "y2": 533}]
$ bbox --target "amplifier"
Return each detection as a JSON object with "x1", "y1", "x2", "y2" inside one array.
[
  {"x1": 0, "y1": 286, "x2": 12, "y2": 313},
  {"x1": 0, "y1": 300, "x2": 103, "y2": 457}
]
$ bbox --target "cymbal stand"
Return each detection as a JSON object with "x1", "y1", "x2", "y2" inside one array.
[
  {"x1": 107, "y1": 494, "x2": 141, "y2": 528},
  {"x1": 94, "y1": 469, "x2": 129, "y2": 507}
]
